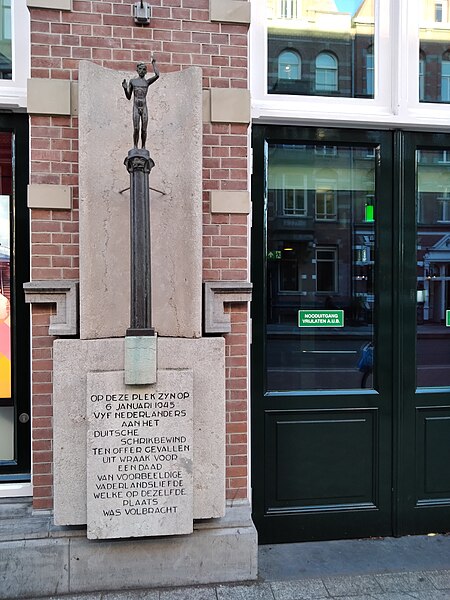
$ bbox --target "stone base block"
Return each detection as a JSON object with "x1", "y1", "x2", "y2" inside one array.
[
  {"x1": 0, "y1": 504, "x2": 257, "y2": 599},
  {"x1": 53, "y1": 337, "x2": 225, "y2": 525}
]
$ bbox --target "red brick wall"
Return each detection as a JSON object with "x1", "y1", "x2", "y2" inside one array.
[{"x1": 29, "y1": 0, "x2": 250, "y2": 509}]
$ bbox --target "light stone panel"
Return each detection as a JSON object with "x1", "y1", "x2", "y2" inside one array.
[
  {"x1": 78, "y1": 61, "x2": 202, "y2": 340},
  {"x1": 86, "y1": 370, "x2": 194, "y2": 539},
  {"x1": 53, "y1": 337, "x2": 225, "y2": 526}
]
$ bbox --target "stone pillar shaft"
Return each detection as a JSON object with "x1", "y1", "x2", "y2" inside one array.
[{"x1": 124, "y1": 148, "x2": 155, "y2": 335}]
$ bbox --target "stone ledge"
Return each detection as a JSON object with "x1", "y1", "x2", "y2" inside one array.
[
  {"x1": 0, "y1": 503, "x2": 257, "y2": 599},
  {"x1": 204, "y1": 281, "x2": 252, "y2": 334},
  {"x1": 210, "y1": 88, "x2": 250, "y2": 124},
  {"x1": 210, "y1": 0, "x2": 251, "y2": 24},
  {"x1": 27, "y1": 78, "x2": 72, "y2": 116},
  {"x1": 210, "y1": 190, "x2": 250, "y2": 214},
  {"x1": 23, "y1": 280, "x2": 79, "y2": 336},
  {"x1": 28, "y1": 184, "x2": 72, "y2": 210},
  {"x1": 27, "y1": 0, "x2": 72, "y2": 10}
]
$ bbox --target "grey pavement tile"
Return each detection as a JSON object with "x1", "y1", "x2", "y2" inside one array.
[
  {"x1": 160, "y1": 586, "x2": 216, "y2": 600},
  {"x1": 408, "y1": 592, "x2": 450, "y2": 600},
  {"x1": 374, "y1": 573, "x2": 435, "y2": 593},
  {"x1": 368, "y1": 593, "x2": 418, "y2": 600},
  {"x1": 270, "y1": 579, "x2": 329, "y2": 600},
  {"x1": 102, "y1": 591, "x2": 160, "y2": 600},
  {"x1": 425, "y1": 571, "x2": 450, "y2": 590},
  {"x1": 216, "y1": 583, "x2": 273, "y2": 600},
  {"x1": 322, "y1": 597, "x2": 373, "y2": 600},
  {"x1": 323, "y1": 575, "x2": 382, "y2": 596}
]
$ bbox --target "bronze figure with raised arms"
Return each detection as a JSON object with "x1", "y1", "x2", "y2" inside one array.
[{"x1": 122, "y1": 58, "x2": 160, "y2": 149}]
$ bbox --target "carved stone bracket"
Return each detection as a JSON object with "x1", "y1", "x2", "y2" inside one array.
[
  {"x1": 204, "y1": 281, "x2": 252, "y2": 334},
  {"x1": 23, "y1": 280, "x2": 79, "y2": 336}
]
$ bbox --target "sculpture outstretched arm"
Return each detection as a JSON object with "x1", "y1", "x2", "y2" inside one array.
[
  {"x1": 122, "y1": 79, "x2": 133, "y2": 100},
  {"x1": 146, "y1": 58, "x2": 160, "y2": 86}
]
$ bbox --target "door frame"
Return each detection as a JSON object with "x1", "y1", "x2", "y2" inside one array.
[
  {"x1": 0, "y1": 112, "x2": 31, "y2": 482},
  {"x1": 251, "y1": 124, "x2": 395, "y2": 543},
  {"x1": 251, "y1": 125, "x2": 450, "y2": 544}
]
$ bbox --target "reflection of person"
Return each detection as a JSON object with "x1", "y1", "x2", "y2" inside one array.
[
  {"x1": 122, "y1": 58, "x2": 160, "y2": 149},
  {"x1": 358, "y1": 342, "x2": 373, "y2": 388},
  {"x1": 0, "y1": 292, "x2": 8, "y2": 323}
]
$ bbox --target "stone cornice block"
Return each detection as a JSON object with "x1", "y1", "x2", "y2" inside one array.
[
  {"x1": 210, "y1": 0, "x2": 251, "y2": 24},
  {"x1": 23, "y1": 280, "x2": 79, "y2": 336},
  {"x1": 28, "y1": 184, "x2": 72, "y2": 210},
  {"x1": 204, "y1": 281, "x2": 252, "y2": 334},
  {"x1": 210, "y1": 88, "x2": 250, "y2": 124},
  {"x1": 27, "y1": 78, "x2": 71, "y2": 115},
  {"x1": 211, "y1": 190, "x2": 250, "y2": 214},
  {"x1": 27, "y1": 0, "x2": 72, "y2": 9}
]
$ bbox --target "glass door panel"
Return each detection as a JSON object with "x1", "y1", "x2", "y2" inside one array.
[
  {"x1": 267, "y1": 143, "x2": 376, "y2": 391},
  {"x1": 416, "y1": 148, "x2": 450, "y2": 387}
]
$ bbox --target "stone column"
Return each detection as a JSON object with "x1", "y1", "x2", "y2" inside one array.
[{"x1": 124, "y1": 148, "x2": 155, "y2": 336}]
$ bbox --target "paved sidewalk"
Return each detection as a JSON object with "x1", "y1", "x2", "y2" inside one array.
[
  {"x1": 20, "y1": 570, "x2": 450, "y2": 600},
  {"x1": 21, "y1": 534, "x2": 450, "y2": 600}
]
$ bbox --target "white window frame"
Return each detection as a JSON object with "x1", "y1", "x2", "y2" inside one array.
[
  {"x1": 0, "y1": 0, "x2": 29, "y2": 108},
  {"x1": 315, "y1": 182, "x2": 337, "y2": 222},
  {"x1": 282, "y1": 186, "x2": 306, "y2": 216},
  {"x1": 250, "y1": 0, "x2": 450, "y2": 130},
  {"x1": 315, "y1": 52, "x2": 338, "y2": 92},
  {"x1": 437, "y1": 188, "x2": 450, "y2": 222}
]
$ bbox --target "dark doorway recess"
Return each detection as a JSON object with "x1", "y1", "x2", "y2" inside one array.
[{"x1": 0, "y1": 113, "x2": 30, "y2": 481}]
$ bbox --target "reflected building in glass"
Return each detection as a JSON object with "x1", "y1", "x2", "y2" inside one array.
[
  {"x1": 266, "y1": 143, "x2": 375, "y2": 391},
  {"x1": 267, "y1": 0, "x2": 375, "y2": 98},
  {"x1": 0, "y1": 1, "x2": 11, "y2": 80},
  {"x1": 420, "y1": 0, "x2": 450, "y2": 102}
]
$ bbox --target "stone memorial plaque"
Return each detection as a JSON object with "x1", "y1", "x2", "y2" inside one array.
[{"x1": 86, "y1": 369, "x2": 193, "y2": 539}]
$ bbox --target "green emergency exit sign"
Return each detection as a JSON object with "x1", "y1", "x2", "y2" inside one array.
[
  {"x1": 298, "y1": 309, "x2": 344, "y2": 328},
  {"x1": 446, "y1": 310, "x2": 450, "y2": 326}
]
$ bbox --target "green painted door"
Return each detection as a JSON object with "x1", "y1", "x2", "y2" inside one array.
[{"x1": 251, "y1": 127, "x2": 450, "y2": 543}]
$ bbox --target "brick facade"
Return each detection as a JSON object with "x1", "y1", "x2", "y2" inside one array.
[{"x1": 28, "y1": 0, "x2": 250, "y2": 510}]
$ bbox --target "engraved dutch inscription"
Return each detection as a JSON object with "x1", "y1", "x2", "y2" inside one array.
[{"x1": 86, "y1": 369, "x2": 193, "y2": 539}]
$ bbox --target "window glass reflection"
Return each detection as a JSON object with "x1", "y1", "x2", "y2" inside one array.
[
  {"x1": 266, "y1": 144, "x2": 376, "y2": 391},
  {"x1": 0, "y1": 0, "x2": 11, "y2": 80},
  {"x1": 0, "y1": 132, "x2": 11, "y2": 401},
  {"x1": 267, "y1": 0, "x2": 375, "y2": 98},
  {"x1": 419, "y1": 0, "x2": 450, "y2": 103},
  {"x1": 416, "y1": 149, "x2": 450, "y2": 387}
]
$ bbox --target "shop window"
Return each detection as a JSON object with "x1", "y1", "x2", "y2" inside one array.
[
  {"x1": 315, "y1": 185, "x2": 337, "y2": 221},
  {"x1": 315, "y1": 52, "x2": 338, "y2": 92},
  {"x1": 316, "y1": 247, "x2": 337, "y2": 293},
  {"x1": 0, "y1": 1, "x2": 29, "y2": 106},
  {"x1": 278, "y1": 50, "x2": 301, "y2": 80}
]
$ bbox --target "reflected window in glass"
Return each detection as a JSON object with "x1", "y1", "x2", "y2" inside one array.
[
  {"x1": 316, "y1": 53, "x2": 338, "y2": 92},
  {"x1": 278, "y1": 50, "x2": 301, "y2": 80}
]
